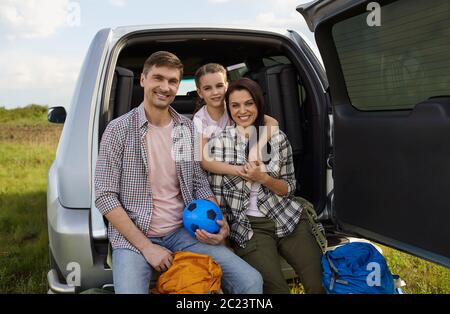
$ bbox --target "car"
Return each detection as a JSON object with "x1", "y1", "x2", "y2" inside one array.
[{"x1": 46, "y1": 0, "x2": 450, "y2": 293}]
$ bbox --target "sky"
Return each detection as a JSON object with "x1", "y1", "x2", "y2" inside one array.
[{"x1": 0, "y1": 0, "x2": 316, "y2": 109}]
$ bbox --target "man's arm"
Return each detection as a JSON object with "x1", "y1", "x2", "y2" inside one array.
[
  {"x1": 104, "y1": 207, "x2": 173, "y2": 272},
  {"x1": 94, "y1": 122, "x2": 172, "y2": 272}
]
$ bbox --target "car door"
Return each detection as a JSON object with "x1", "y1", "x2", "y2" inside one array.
[{"x1": 298, "y1": 0, "x2": 450, "y2": 267}]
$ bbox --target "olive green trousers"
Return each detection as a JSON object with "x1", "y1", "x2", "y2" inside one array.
[{"x1": 233, "y1": 211, "x2": 325, "y2": 294}]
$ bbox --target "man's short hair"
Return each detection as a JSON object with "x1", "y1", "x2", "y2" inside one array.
[{"x1": 142, "y1": 51, "x2": 184, "y2": 79}]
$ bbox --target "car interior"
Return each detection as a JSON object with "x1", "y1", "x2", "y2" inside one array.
[{"x1": 101, "y1": 36, "x2": 320, "y2": 204}]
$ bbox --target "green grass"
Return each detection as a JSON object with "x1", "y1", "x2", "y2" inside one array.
[
  {"x1": 0, "y1": 105, "x2": 449, "y2": 294},
  {"x1": 380, "y1": 244, "x2": 450, "y2": 294},
  {"x1": 0, "y1": 105, "x2": 61, "y2": 293},
  {"x1": 0, "y1": 104, "x2": 50, "y2": 126}
]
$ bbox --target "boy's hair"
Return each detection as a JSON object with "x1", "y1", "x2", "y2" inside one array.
[
  {"x1": 193, "y1": 63, "x2": 227, "y2": 113},
  {"x1": 142, "y1": 51, "x2": 184, "y2": 78}
]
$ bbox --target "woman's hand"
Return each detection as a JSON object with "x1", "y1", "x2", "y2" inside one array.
[
  {"x1": 237, "y1": 161, "x2": 269, "y2": 184},
  {"x1": 195, "y1": 219, "x2": 230, "y2": 245},
  {"x1": 233, "y1": 165, "x2": 248, "y2": 179}
]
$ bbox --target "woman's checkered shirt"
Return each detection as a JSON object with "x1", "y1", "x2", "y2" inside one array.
[{"x1": 207, "y1": 127, "x2": 303, "y2": 248}]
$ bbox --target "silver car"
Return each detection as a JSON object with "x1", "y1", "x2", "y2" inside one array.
[{"x1": 47, "y1": 0, "x2": 450, "y2": 293}]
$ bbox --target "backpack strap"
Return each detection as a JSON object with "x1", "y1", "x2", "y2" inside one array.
[
  {"x1": 294, "y1": 196, "x2": 328, "y2": 253},
  {"x1": 326, "y1": 253, "x2": 349, "y2": 291}
]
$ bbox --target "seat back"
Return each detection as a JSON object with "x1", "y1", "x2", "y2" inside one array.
[
  {"x1": 247, "y1": 64, "x2": 303, "y2": 155},
  {"x1": 110, "y1": 67, "x2": 134, "y2": 120},
  {"x1": 100, "y1": 66, "x2": 134, "y2": 137}
]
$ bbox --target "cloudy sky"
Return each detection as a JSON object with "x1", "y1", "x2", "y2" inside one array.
[{"x1": 0, "y1": 0, "x2": 315, "y2": 109}]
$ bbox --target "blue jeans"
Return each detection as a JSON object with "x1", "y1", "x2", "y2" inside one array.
[{"x1": 112, "y1": 228, "x2": 263, "y2": 294}]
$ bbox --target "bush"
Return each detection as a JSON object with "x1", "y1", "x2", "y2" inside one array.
[{"x1": 0, "y1": 104, "x2": 49, "y2": 125}]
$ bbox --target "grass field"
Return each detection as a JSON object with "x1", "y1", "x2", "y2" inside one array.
[
  {"x1": 0, "y1": 105, "x2": 448, "y2": 294},
  {"x1": 0, "y1": 105, "x2": 62, "y2": 293}
]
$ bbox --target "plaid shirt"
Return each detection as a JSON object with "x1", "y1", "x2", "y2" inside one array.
[
  {"x1": 208, "y1": 127, "x2": 303, "y2": 248},
  {"x1": 95, "y1": 103, "x2": 214, "y2": 253}
]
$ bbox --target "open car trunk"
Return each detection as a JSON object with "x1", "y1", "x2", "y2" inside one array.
[{"x1": 91, "y1": 29, "x2": 332, "y2": 274}]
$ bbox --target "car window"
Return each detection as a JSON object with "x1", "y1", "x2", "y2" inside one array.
[
  {"x1": 332, "y1": 0, "x2": 450, "y2": 111},
  {"x1": 177, "y1": 78, "x2": 196, "y2": 95},
  {"x1": 227, "y1": 62, "x2": 248, "y2": 81}
]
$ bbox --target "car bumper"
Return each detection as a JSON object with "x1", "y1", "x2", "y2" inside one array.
[{"x1": 47, "y1": 269, "x2": 76, "y2": 294}]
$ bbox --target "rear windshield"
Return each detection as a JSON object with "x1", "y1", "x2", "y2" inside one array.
[
  {"x1": 332, "y1": 0, "x2": 450, "y2": 111},
  {"x1": 177, "y1": 77, "x2": 196, "y2": 95}
]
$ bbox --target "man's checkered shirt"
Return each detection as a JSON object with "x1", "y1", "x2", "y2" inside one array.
[{"x1": 95, "y1": 103, "x2": 214, "y2": 253}]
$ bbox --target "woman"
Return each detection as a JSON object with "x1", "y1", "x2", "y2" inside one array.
[{"x1": 205, "y1": 78, "x2": 326, "y2": 294}]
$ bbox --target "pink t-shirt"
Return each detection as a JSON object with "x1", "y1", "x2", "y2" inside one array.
[
  {"x1": 193, "y1": 105, "x2": 233, "y2": 139},
  {"x1": 146, "y1": 120, "x2": 185, "y2": 237}
]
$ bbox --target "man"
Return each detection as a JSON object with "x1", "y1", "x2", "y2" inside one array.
[{"x1": 94, "y1": 51, "x2": 263, "y2": 294}]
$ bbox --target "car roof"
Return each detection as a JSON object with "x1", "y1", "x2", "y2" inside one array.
[{"x1": 111, "y1": 23, "x2": 291, "y2": 37}]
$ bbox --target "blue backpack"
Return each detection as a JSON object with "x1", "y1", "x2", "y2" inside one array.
[{"x1": 322, "y1": 242, "x2": 395, "y2": 294}]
